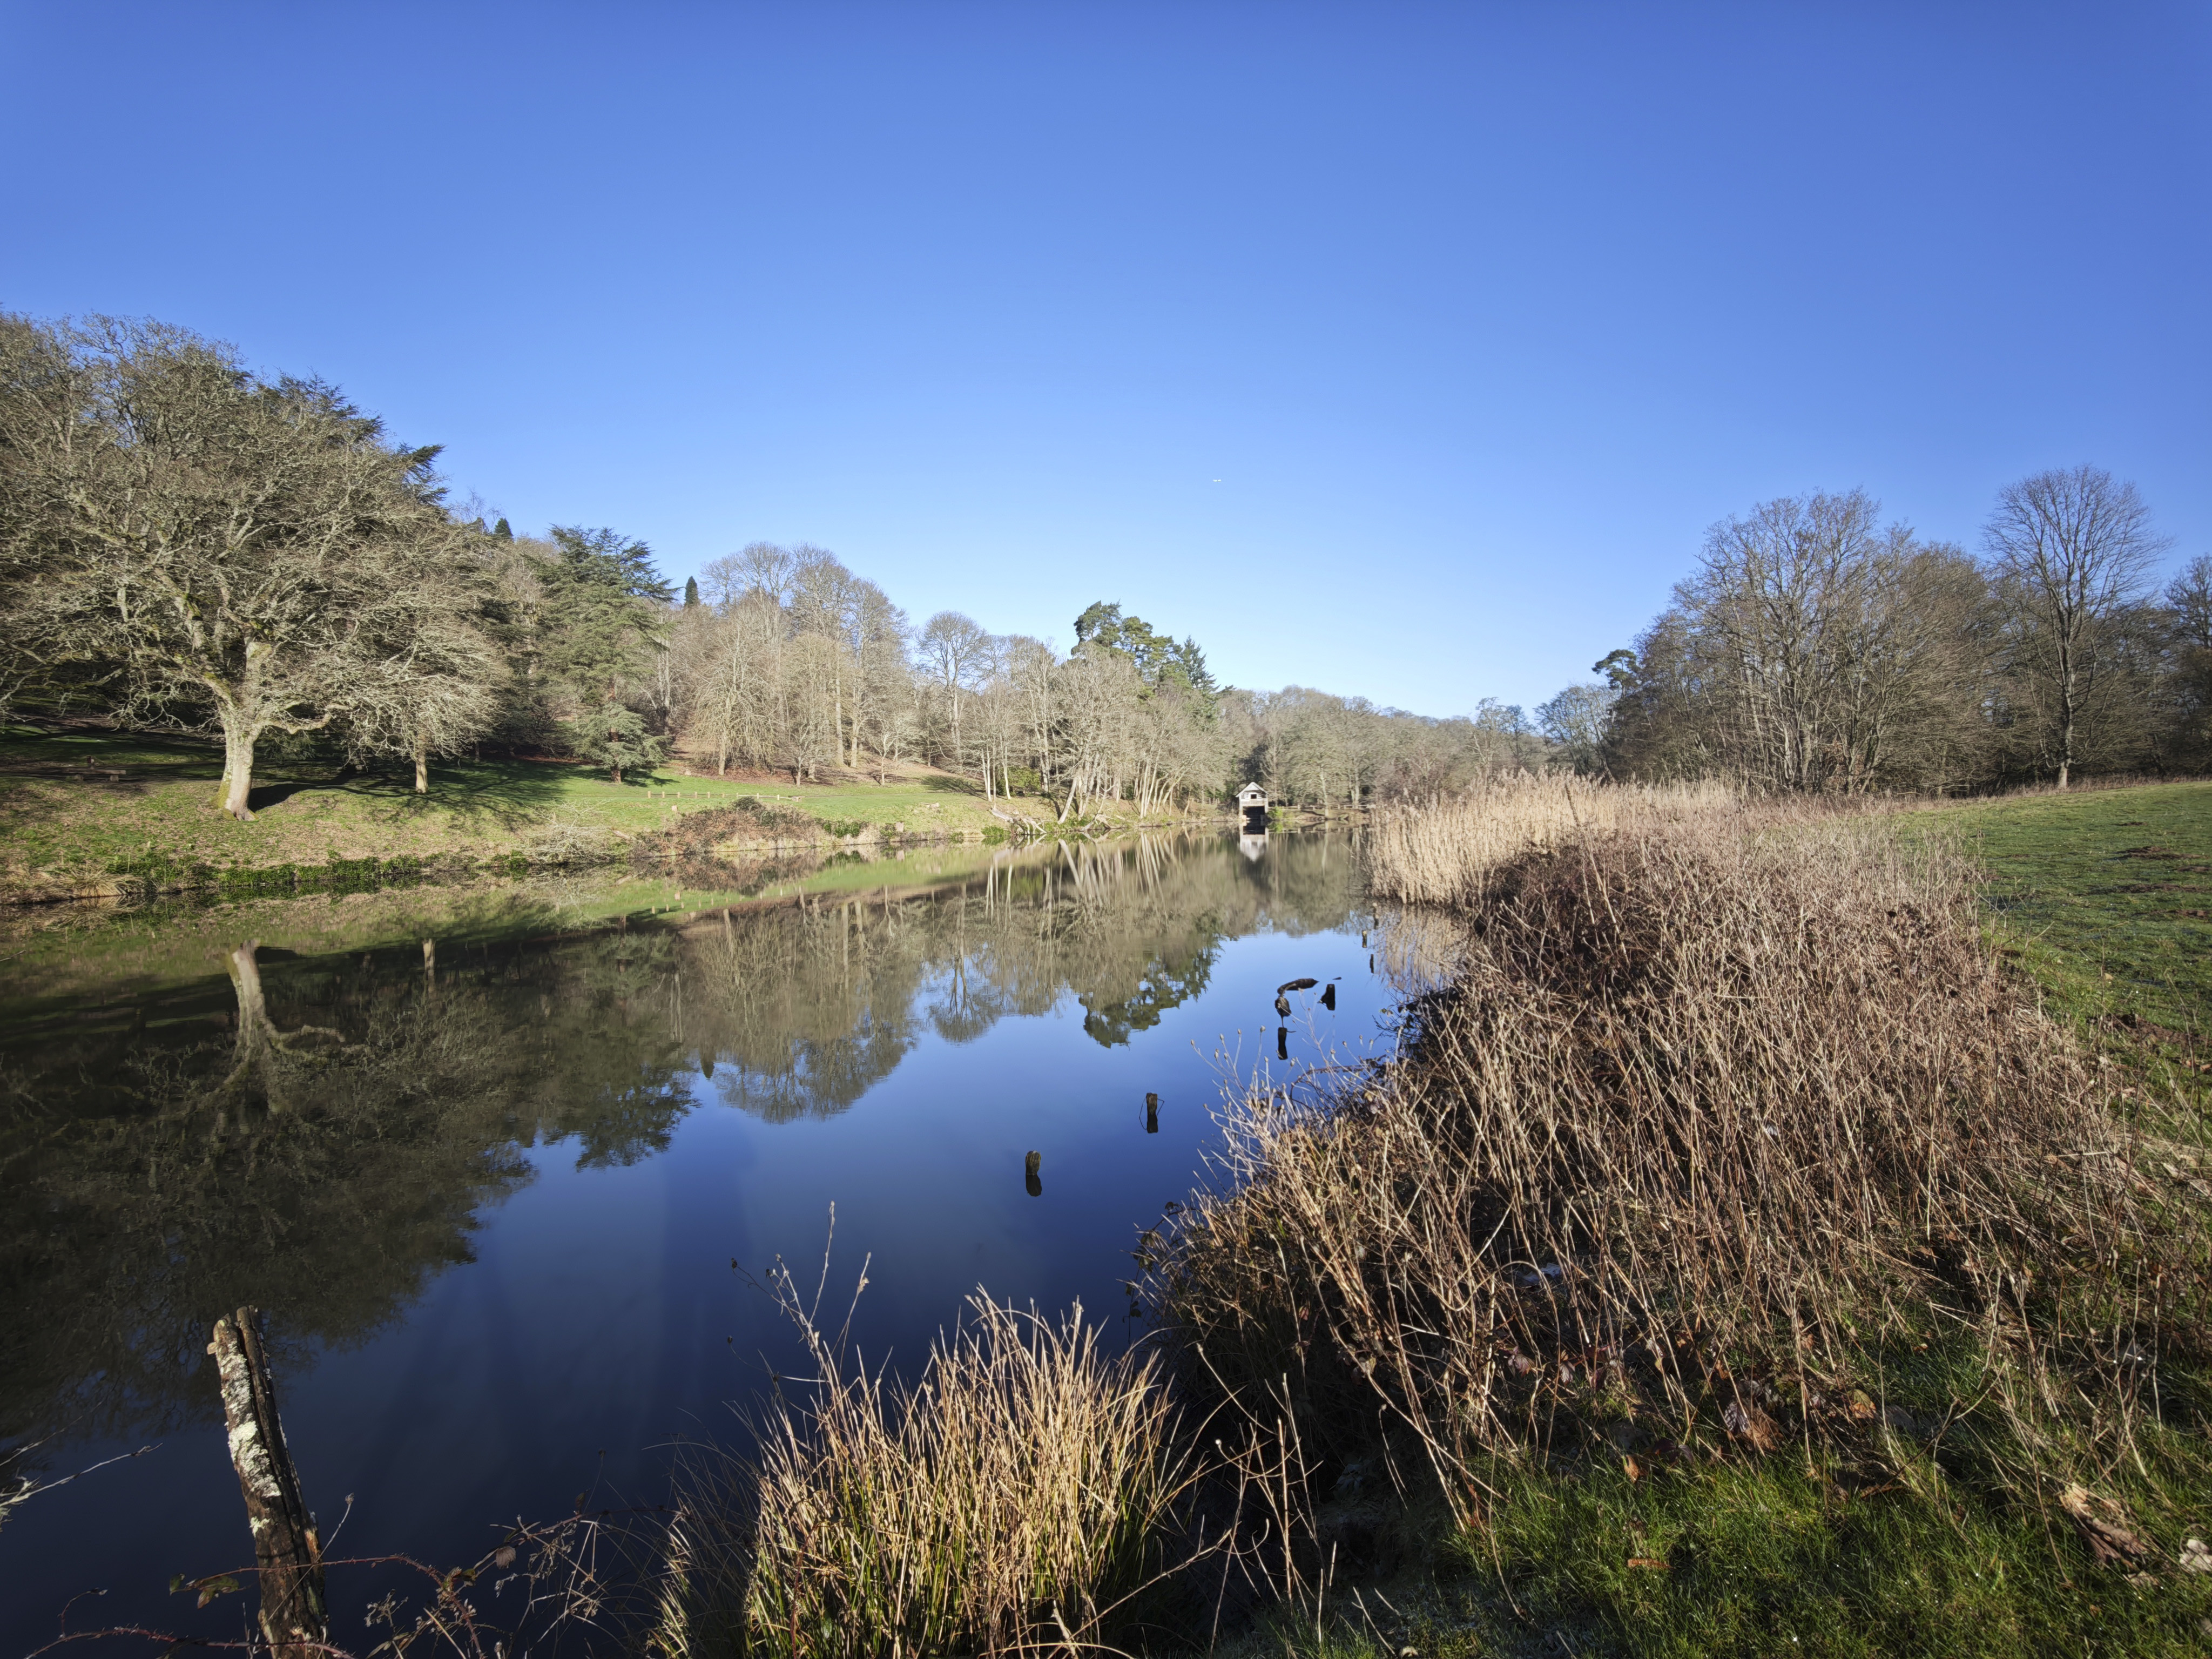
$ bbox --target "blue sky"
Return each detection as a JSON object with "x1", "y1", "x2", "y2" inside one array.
[{"x1": 4, "y1": 3, "x2": 2206, "y2": 716}]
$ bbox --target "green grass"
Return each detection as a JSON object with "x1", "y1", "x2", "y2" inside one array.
[
  {"x1": 1252, "y1": 1406, "x2": 2212, "y2": 1659},
  {"x1": 1920, "y1": 780, "x2": 2212, "y2": 1043},
  {"x1": 0, "y1": 724, "x2": 1014, "y2": 895},
  {"x1": 1908, "y1": 781, "x2": 2212, "y2": 1136}
]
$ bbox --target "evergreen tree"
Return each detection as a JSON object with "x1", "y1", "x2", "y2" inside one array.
[
  {"x1": 493, "y1": 517, "x2": 512, "y2": 541},
  {"x1": 1073, "y1": 600, "x2": 1218, "y2": 711},
  {"x1": 565, "y1": 700, "x2": 666, "y2": 783},
  {"x1": 684, "y1": 575, "x2": 699, "y2": 609},
  {"x1": 536, "y1": 525, "x2": 673, "y2": 700}
]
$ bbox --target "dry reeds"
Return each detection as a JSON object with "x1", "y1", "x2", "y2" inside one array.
[
  {"x1": 1364, "y1": 774, "x2": 1738, "y2": 906},
  {"x1": 1162, "y1": 788, "x2": 2198, "y2": 1524},
  {"x1": 660, "y1": 1271, "x2": 1206, "y2": 1659}
]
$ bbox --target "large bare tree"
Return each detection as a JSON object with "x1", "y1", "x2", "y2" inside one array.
[
  {"x1": 918, "y1": 610, "x2": 991, "y2": 780},
  {"x1": 1985, "y1": 466, "x2": 2167, "y2": 786},
  {"x1": 2167, "y1": 555, "x2": 2212, "y2": 653},
  {"x1": 340, "y1": 518, "x2": 506, "y2": 792},
  {"x1": 10, "y1": 318, "x2": 485, "y2": 817}
]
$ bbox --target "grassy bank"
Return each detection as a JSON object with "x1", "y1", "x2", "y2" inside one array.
[{"x1": 0, "y1": 724, "x2": 1034, "y2": 900}]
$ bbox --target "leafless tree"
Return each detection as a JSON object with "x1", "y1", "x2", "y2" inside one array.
[
  {"x1": 1536, "y1": 682, "x2": 1614, "y2": 773},
  {"x1": 341, "y1": 521, "x2": 507, "y2": 791},
  {"x1": 2167, "y1": 555, "x2": 2212, "y2": 653},
  {"x1": 918, "y1": 611, "x2": 992, "y2": 782},
  {"x1": 0, "y1": 312, "x2": 88, "y2": 714},
  {"x1": 6, "y1": 317, "x2": 497, "y2": 817},
  {"x1": 1984, "y1": 466, "x2": 2167, "y2": 786},
  {"x1": 699, "y1": 541, "x2": 797, "y2": 611}
]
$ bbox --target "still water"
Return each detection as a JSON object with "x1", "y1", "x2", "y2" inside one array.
[{"x1": 1, "y1": 832, "x2": 1397, "y2": 1648}]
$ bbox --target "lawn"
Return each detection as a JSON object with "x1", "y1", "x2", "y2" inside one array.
[
  {"x1": 1922, "y1": 780, "x2": 2212, "y2": 1039},
  {"x1": 0, "y1": 724, "x2": 1015, "y2": 897},
  {"x1": 1911, "y1": 781, "x2": 2212, "y2": 1124}
]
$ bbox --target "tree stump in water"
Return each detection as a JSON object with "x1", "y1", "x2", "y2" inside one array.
[{"x1": 208, "y1": 1308, "x2": 327, "y2": 1659}]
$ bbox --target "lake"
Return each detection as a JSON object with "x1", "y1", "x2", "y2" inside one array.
[{"x1": 0, "y1": 831, "x2": 1407, "y2": 1650}]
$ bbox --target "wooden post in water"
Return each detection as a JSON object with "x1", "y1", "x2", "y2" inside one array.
[{"x1": 208, "y1": 1308, "x2": 327, "y2": 1658}]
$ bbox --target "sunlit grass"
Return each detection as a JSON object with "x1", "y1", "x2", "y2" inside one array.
[
  {"x1": 1920, "y1": 781, "x2": 2212, "y2": 1035},
  {"x1": 0, "y1": 725, "x2": 1011, "y2": 891}
]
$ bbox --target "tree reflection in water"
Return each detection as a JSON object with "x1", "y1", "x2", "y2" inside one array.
[{"x1": 0, "y1": 832, "x2": 1365, "y2": 1485}]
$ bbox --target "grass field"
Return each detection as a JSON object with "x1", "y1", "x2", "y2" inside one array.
[
  {"x1": 0, "y1": 723, "x2": 1025, "y2": 897},
  {"x1": 1925, "y1": 780, "x2": 2212, "y2": 1048}
]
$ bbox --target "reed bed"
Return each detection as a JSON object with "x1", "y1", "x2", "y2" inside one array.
[
  {"x1": 1363, "y1": 774, "x2": 1739, "y2": 906},
  {"x1": 657, "y1": 1278, "x2": 1206, "y2": 1659},
  {"x1": 1159, "y1": 784, "x2": 2205, "y2": 1529}
]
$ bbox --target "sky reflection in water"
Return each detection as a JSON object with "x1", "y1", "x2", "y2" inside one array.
[{"x1": 0, "y1": 832, "x2": 1425, "y2": 1648}]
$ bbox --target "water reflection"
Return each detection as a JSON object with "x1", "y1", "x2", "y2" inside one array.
[{"x1": 0, "y1": 833, "x2": 1367, "y2": 1469}]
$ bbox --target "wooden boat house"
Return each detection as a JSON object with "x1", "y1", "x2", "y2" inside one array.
[{"x1": 1237, "y1": 783, "x2": 1269, "y2": 831}]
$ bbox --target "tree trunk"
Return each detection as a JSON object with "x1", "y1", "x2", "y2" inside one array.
[
  {"x1": 218, "y1": 714, "x2": 258, "y2": 821},
  {"x1": 413, "y1": 733, "x2": 429, "y2": 794},
  {"x1": 208, "y1": 1309, "x2": 327, "y2": 1659}
]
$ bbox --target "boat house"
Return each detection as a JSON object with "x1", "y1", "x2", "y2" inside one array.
[{"x1": 1236, "y1": 783, "x2": 1269, "y2": 831}]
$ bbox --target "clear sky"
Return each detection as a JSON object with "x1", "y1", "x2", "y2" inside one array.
[{"x1": 4, "y1": 3, "x2": 2206, "y2": 717}]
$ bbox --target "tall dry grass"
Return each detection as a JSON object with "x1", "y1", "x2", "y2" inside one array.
[
  {"x1": 1160, "y1": 783, "x2": 2204, "y2": 1526},
  {"x1": 1364, "y1": 774, "x2": 1739, "y2": 906},
  {"x1": 657, "y1": 1273, "x2": 1209, "y2": 1659}
]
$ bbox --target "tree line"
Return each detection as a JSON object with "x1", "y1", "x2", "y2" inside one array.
[
  {"x1": 1542, "y1": 472, "x2": 2210, "y2": 792},
  {"x1": 9, "y1": 313, "x2": 2195, "y2": 814},
  {"x1": 0, "y1": 313, "x2": 1541, "y2": 819}
]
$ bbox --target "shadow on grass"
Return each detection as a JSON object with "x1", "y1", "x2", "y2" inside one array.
[
  {"x1": 922, "y1": 774, "x2": 984, "y2": 795},
  {"x1": 229, "y1": 766, "x2": 572, "y2": 827},
  {"x1": 1, "y1": 730, "x2": 588, "y2": 849},
  {"x1": 0, "y1": 725, "x2": 228, "y2": 779}
]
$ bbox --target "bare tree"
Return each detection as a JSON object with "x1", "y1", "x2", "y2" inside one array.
[
  {"x1": 342, "y1": 522, "x2": 507, "y2": 791},
  {"x1": 11, "y1": 318, "x2": 484, "y2": 818},
  {"x1": 0, "y1": 313, "x2": 89, "y2": 715},
  {"x1": 2168, "y1": 555, "x2": 2212, "y2": 653},
  {"x1": 699, "y1": 541, "x2": 797, "y2": 611},
  {"x1": 918, "y1": 611, "x2": 991, "y2": 780},
  {"x1": 1985, "y1": 466, "x2": 2167, "y2": 786},
  {"x1": 1536, "y1": 682, "x2": 1615, "y2": 773},
  {"x1": 849, "y1": 581, "x2": 912, "y2": 779},
  {"x1": 673, "y1": 591, "x2": 787, "y2": 777},
  {"x1": 1682, "y1": 490, "x2": 1886, "y2": 791}
]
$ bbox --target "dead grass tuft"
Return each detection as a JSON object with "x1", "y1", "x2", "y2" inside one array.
[{"x1": 657, "y1": 1267, "x2": 1209, "y2": 1659}]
